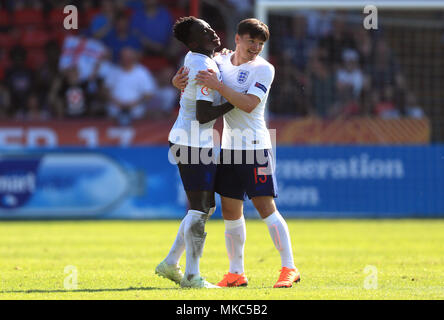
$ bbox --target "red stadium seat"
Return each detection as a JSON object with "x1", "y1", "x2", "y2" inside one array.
[
  {"x1": 26, "y1": 48, "x2": 47, "y2": 69},
  {"x1": 48, "y1": 8, "x2": 66, "y2": 27},
  {"x1": 0, "y1": 9, "x2": 9, "y2": 27},
  {"x1": 13, "y1": 8, "x2": 45, "y2": 27},
  {"x1": 50, "y1": 29, "x2": 79, "y2": 46},
  {"x1": 0, "y1": 33, "x2": 17, "y2": 49},
  {"x1": 81, "y1": 7, "x2": 101, "y2": 28},
  {"x1": 19, "y1": 28, "x2": 50, "y2": 48},
  {"x1": 163, "y1": 0, "x2": 181, "y2": 7},
  {"x1": 168, "y1": 7, "x2": 186, "y2": 21},
  {"x1": 0, "y1": 50, "x2": 11, "y2": 78},
  {"x1": 141, "y1": 56, "x2": 171, "y2": 73}
]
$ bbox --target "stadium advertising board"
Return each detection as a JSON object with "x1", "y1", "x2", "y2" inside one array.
[
  {"x1": 0, "y1": 146, "x2": 442, "y2": 219},
  {"x1": 0, "y1": 117, "x2": 430, "y2": 147}
]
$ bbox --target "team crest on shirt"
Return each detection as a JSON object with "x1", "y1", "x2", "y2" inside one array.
[
  {"x1": 237, "y1": 70, "x2": 249, "y2": 84},
  {"x1": 201, "y1": 87, "x2": 209, "y2": 95}
]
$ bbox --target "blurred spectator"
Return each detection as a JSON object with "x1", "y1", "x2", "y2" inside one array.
[
  {"x1": 353, "y1": 28, "x2": 373, "y2": 67},
  {"x1": 35, "y1": 40, "x2": 61, "y2": 112},
  {"x1": 103, "y1": 10, "x2": 142, "y2": 63},
  {"x1": 318, "y1": 14, "x2": 356, "y2": 68},
  {"x1": 50, "y1": 47, "x2": 108, "y2": 119},
  {"x1": 360, "y1": 87, "x2": 374, "y2": 116},
  {"x1": 404, "y1": 92, "x2": 425, "y2": 118},
  {"x1": 306, "y1": 47, "x2": 337, "y2": 118},
  {"x1": 331, "y1": 87, "x2": 360, "y2": 118},
  {"x1": 0, "y1": 1, "x2": 10, "y2": 32},
  {"x1": 4, "y1": 45, "x2": 35, "y2": 117},
  {"x1": 0, "y1": 3, "x2": 429, "y2": 125},
  {"x1": 59, "y1": 35, "x2": 107, "y2": 82},
  {"x1": 373, "y1": 86, "x2": 400, "y2": 119},
  {"x1": 88, "y1": 0, "x2": 117, "y2": 41},
  {"x1": 105, "y1": 47, "x2": 157, "y2": 125},
  {"x1": 271, "y1": 49, "x2": 308, "y2": 116},
  {"x1": 0, "y1": 84, "x2": 9, "y2": 119},
  {"x1": 336, "y1": 49, "x2": 364, "y2": 98},
  {"x1": 224, "y1": 0, "x2": 253, "y2": 20},
  {"x1": 49, "y1": 66, "x2": 91, "y2": 118},
  {"x1": 11, "y1": 0, "x2": 26, "y2": 11},
  {"x1": 145, "y1": 66, "x2": 178, "y2": 119},
  {"x1": 130, "y1": 0, "x2": 174, "y2": 57},
  {"x1": 301, "y1": 9, "x2": 335, "y2": 40},
  {"x1": 15, "y1": 90, "x2": 49, "y2": 121},
  {"x1": 366, "y1": 39, "x2": 401, "y2": 90},
  {"x1": 126, "y1": 0, "x2": 145, "y2": 11},
  {"x1": 280, "y1": 15, "x2": 312, "y2": 72}
]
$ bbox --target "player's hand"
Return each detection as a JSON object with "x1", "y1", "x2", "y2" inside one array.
[
  {"x1": 172, "y1": 66, "x2": 189, "y2": 90},
  {"x1": 195, "y1": 69, "x2": 221, "y2": 91}
]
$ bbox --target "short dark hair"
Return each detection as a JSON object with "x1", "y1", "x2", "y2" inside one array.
[
  {"x1": 237, "y1": 18, "x2": 269, "y2": 42},
  {"x1": 173, "y1": 16, "x2": 199, "y2": 46}
]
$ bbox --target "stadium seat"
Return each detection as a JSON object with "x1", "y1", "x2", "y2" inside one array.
[
  {"x1": 50, "y1": 29, "x2": 79, "y2": 46},
  {"x1": 81, "y1": 7, "x2": 101, "y2": 28},
  {"x1": 19, "y1": 28, "x2": 50, "y2": 48},
  {"x1": 26, "y1": 48, "x2": 47, "y2": 69},
  {"x1": 163, "y1": 0, "x2": 181, "y2": 7},
  {"x1": 141, "y1": 56, "x2": 171, "y2": 73},
  {"x1": 48, "y1": 8, "x2": 66, "y2": 27},
  {"x1": 0, "y1": 51, "x2": 10, "y2": 79},
  {"x1": 169, "y1": 7, "x2": 186, "y2": 21},
  {"x1": 0, "y1": 9, "x2": 9, "y2": 27},
  {"x1": 0, "y1": 33, "x2": 17, "y2": 49},
  {"x1": 12, "y1": 8, "x2": 45, "y2": 27}
]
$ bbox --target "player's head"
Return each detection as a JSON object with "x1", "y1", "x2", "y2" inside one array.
[
  {"x1": 235, "y1": 18, "x2": 269, "y2": 61},
  {"x1": 173, "y1": 16, "x2": 221, "y2": 55}
]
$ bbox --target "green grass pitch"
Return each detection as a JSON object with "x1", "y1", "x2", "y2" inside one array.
[{"x1": 0, "y1": 219, "x2": 443, "y2": 300}]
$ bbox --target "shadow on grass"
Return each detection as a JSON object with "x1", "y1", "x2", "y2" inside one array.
[{"x1": 0, "y1": 286, "x2": 182, "y2": 294}]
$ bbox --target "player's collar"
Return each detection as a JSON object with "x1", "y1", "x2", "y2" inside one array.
[
  {"x1": 230, "y1": 52, "x2": 255, "y2": 67},
  {"x1": 190, "y1": 51, "x2": 213, "y2": 59}
]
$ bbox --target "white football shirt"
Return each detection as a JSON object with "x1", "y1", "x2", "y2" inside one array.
[
  {"x1": 106, "y1": 63, "x2": 157, "y2": 105},
  {"x1": 168, "y1": 51, "x2": 222, "y2": 148},
  {"x1": 214, "y1": 52, "x2": 275, "y2": 150}
]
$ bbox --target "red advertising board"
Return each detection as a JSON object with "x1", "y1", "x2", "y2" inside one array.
[{"x1": 0, "y1": 117, "x2": 430, "y2": 147}]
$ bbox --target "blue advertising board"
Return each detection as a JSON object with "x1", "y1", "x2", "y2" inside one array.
[
  {"x1": 0, "y1": 146, "x2": 443, "y2": 219},
  {"x1": 271, "y1": 146, "x2": 444, "y2": 218}
]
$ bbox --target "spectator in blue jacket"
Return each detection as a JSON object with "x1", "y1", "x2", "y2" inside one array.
[
  {"x1": 103, "y1": 10, "x2": 142, "y2": 63},
  {"x1": 130, "y1": 0, "x2": 174, "y2": 56}
]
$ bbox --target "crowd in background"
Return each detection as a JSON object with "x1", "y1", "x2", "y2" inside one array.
[
  {"x1": 0, "y1": 0, "x2": 425, "y2": 124},
  {"x1": 0, "y1": 0, "x2": 193, "y2": 124},
  {"x1": 270, "y1": 11, "x2": 425, "y2": 119}
]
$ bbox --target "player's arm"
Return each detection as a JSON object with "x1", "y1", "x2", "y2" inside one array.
[
  {"x1": 196, "y1": 100, "x2": 234, "y2": 124},
  {"x1": 195, "y1": 69, "x2": 260, "y2": 113}
]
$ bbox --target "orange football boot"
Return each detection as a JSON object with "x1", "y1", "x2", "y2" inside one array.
[
  {"x1": 217, "y1": 272, "x2": 248, "y2": 287},
  {"x1": 273, "y1": 267, "x2": 301, "y2": 288}
]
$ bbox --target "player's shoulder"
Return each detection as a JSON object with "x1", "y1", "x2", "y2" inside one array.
[
  {"x1": 185, "y1": 52, "x2": 217, "y2": 70},
  {"x1": 253, "y1": 56, "x2": 275, "y2": 73},
  {"x1": 213, "y1": 51, "x2": 232, "y2": 65}
]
